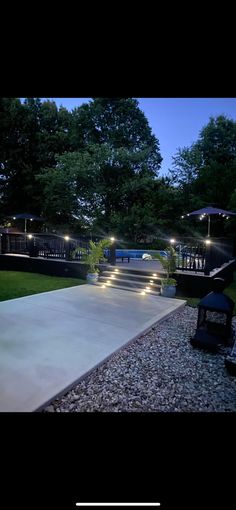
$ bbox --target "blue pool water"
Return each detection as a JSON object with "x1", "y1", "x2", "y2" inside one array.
[{"x1": 104, "y1": 249, "x2": 167, "y2": 259}]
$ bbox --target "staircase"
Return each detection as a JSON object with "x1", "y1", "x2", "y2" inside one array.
[{"x1": 96, "y1": 266, "x2": 163, "y2": 296}]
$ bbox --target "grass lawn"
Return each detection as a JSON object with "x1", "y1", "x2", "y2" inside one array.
[
  {"x1": 0, "y1": 271, "x2": 85, "y2": 302},
  {"x1": 178, "y1": 272, "x2": 236, "y2": 315}
]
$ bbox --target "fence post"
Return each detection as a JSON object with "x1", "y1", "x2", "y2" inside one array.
[
  {"x1": 204, "y1": 241, "x2": 214, "y2": 275},
  {"x1": 109, "y1": 241, "x2": 116, "y2": 266},
  {"x1": 1, "y1": 233, "x2": 7, "y2": 254},
  {"x1": 65, "y1": 241, "x2": 72, "y2": 260}
]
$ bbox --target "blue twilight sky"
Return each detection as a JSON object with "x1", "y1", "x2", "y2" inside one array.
[{"x1": 39, "y1": 98, "x2": 236, "y2": 175}]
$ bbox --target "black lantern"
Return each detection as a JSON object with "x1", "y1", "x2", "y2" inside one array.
[{"x1": 190, "y1": 278, "x2": 234, "y2": 351}]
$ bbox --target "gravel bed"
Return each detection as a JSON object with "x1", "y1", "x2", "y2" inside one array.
[{"x1": 43, "y1": 306, "x2": 236, "y2": 412}]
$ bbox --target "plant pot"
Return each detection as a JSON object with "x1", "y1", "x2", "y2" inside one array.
[
  {"x1": 161, "y1": 285, "x2": 176, "y2": 298},
  {"x1": 87, "y1": 272, "x2": 99, "y2": 284}
]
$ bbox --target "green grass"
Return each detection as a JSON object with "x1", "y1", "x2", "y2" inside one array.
[
  {"x1": 0, "y1": 271, "x2": 85, "y2": 302},
  {"x1": 177, "y1": 272, "x2": 236, "y2": 315}
]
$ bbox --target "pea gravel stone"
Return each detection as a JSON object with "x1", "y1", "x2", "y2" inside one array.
[{"x1": 43, "y1": 306, "x2": 236, "y2": 412}]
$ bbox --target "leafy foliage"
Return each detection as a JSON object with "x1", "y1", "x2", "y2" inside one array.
[
  {"x1": 72, "y1": 239, "x2": 111, "y2": 273},
  {"x1": 153, "y1": 245, "x2": 177, "y2": 285}
]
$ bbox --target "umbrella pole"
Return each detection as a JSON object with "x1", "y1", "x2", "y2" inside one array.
[{"x1": 207, "y1": 215, "x2": 210, "y2": 237}]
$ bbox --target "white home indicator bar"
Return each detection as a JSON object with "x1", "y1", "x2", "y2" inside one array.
[{"x1": 76, "y1": 504, "x2": 161, "y2": 507}]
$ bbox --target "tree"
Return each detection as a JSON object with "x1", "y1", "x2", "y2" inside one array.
[
  {"x1": 39, "y1": 99, "x2": 163, "y2": 236},
  {"x1": 166, "y1": 115, "x2": 236, "y2": 237},
  {"x1": 0, "y1": 98, "x2": 73, "y2": 221}
]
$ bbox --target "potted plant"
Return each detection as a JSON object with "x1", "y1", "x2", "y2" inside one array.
[
  {"x1": 154, "y1": 245, "x2": 177, "y2": 297},
  {"x1": 72, "y1": 239, "x2": 111, "y2": 284}
]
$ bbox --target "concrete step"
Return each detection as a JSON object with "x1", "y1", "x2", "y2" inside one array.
[
  {"x1": 101, "y1": 265, "x2": 163, "y2": 278},
  {"x1": 95, "y1": 281, "x2": 160, "y2": 296},
  {"x1": 101, "y1": 269, "x2": 162, "y2": 284},
  {"x1": 99, "y1": 275, "x2": 161, "y2": 291}
]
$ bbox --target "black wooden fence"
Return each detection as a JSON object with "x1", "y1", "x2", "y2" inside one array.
[
  {"x1": 0, "y1": 233, "x2": 235, "y2": 275},
  {"x1": 0, "y1": 233, "x2": 89, "y2": 260},
  {"x1": 174, "y1": 238, "x2": 234, "y2": 275}
]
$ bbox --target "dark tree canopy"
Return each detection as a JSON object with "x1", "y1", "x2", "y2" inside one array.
[{"x1": 1, "y1": 99, "x2": 236, "y2": 242}]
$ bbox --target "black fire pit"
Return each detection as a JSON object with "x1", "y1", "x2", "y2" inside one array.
[{"x1": 190, "y1": 278, "x2": 234, "y2": 352}]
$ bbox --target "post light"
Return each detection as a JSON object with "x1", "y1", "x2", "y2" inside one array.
[
  {"x1": 13, "y1": 217, "x2": 16, "y2": 220},
  {"x1": 170, "y1": 238, "x2": 175, "y2": 244},
  {"x1": 109, "y1": 236, "x2": 116, "y2": 266},
  {"x1": 30, "y1": 218, "x2": 33, "y2": 221},
  {"x1": 181, "y1": 215, "x2": 184, "y2": 219},
  {"x1": 64, "y1": 235, "x2": 70, "y2": 241},
  {"x1": 28, "y1": 234, "x2": 33, "y2": 239},
  {"x1": 205, "y1": 239, "x2": 211, "y2": 245}
]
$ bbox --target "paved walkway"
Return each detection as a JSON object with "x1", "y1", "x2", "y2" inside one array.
[{"x1": 0, "y1": 285, "x2": 185, "y2": 412}]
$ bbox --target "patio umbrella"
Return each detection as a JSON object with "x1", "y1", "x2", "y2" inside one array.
[
  {"x1": 183, "y1": 206, "x2": 236, "y2": 237},
  {"x1": 11, "y1": 213, "x2": 46, "y2": 233}
]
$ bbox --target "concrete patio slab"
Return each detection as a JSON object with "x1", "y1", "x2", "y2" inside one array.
[{"x1": 0, "y1": 285, "x2": 185, "y2": 412}]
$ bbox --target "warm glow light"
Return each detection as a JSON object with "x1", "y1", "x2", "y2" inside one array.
[
  {"x1": 140, "y1": 291, "x2": 146, "y2": 295},
  {"x1": 150, "y1": 280, "x2": 153, "y2": 283},
  {"x1": 101, "y1": 285, "x2": 106, "y2": 288},
  {"x1": 146, "y1": 286, "x2": 150, "y2": 290},
  {"x1": 205, "y1": 239, "x2": 211, "y2": 245},
  {"x1": 28, "y1": 234, "x2": 33, "y2": 239},
  {"x1": 170, "y1": 238, "x2": 175, "y2": 244},
  {"x1": 114, "y1": 269, "x2": 119, "y2": 273},
  {"x1": 64, "y1": 235, "x2": 70, "y2": 241},
  {"x1": 153, "y1": 273, "x2": 157, "y2": 276},
  {"x1": 111, "y1": 275, "x2": 115, "y2": 279},
  {"x1": 106, "y1": 281, "x2": 111, "y2": 285},
  {"x1": 110, "y1": 237, "x2": 115, "y2": 242}
]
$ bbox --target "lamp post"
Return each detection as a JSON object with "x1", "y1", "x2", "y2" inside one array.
[
  {"x1": 64, "y1": 236, "x2": 71, "y2": 260},
  {"x1": 109, "y1": 237, "x2": 116, "y2": 266}
]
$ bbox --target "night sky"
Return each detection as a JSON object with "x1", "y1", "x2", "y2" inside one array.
[{"x1": 37, "y1": 97, "x2": 236, "y2": 175}]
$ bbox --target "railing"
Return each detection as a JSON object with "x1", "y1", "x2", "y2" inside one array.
[
  {"x1": 0, "y1": 233, "x2": 89, "y2": 260},
  {"x1": 175, "y1": 241, "x2": 206, "y2": 272},
  {"x1": 174, "y1": 238, "x2": 234, "y2": 275},
  {"x1": 1, "y1": 234, "x2": 235, "y2": 275}
]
